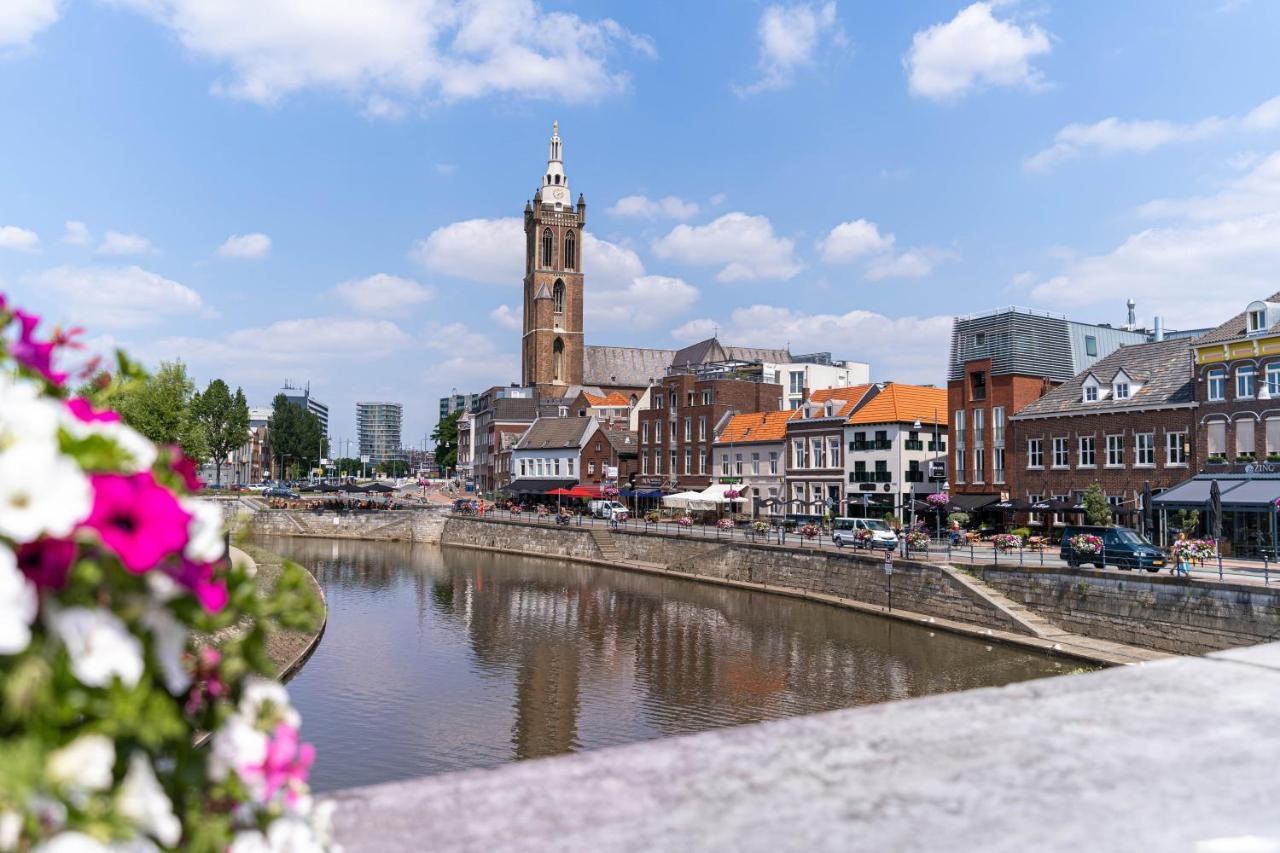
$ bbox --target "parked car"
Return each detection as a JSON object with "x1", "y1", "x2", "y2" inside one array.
[
  {"x1": 1059, "y1": 525, "x2": 1166, "y2": 572},
  {"x1": 832, "y1": 517, "x2": 899, "y2": 550},
  {"x1": 589, "y1": 500, "x2": 629, "y2": 521},
  {"x1": 263, "y1": 487, "x2": 300, "y2": 499}
]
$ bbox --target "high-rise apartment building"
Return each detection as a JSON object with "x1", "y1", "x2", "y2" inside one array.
[
  {"x1": 280, "y1": 381, "x2": 329, "y2": 435},
  {"x1": 357, "y1": 402, "x2": 404, "y2": 464}
]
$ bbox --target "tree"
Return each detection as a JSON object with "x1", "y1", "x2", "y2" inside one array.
[
  {"x1": 377, "y1": 459, "x2": 410, "y2": 478},
  {"x1": 192, "y1": 380, "x2": 250, "y2": 486},
  {"x1": 112, "y1": 361, "x2": 208, "y2": 461},
  {"x1": 1083, "y1": 482, "x2": 1113, "y2": 526},
  {"x1": 266, "y1": 394, "x2": 327, "y2": 480},
  {"x1": 432, "y1": 411, "x2": 461, "y2": 473}
]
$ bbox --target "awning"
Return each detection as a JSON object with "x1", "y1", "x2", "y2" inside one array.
[
  {"x1": 663, "y1": 491, "x2": 718, "y2": 511},
  {"x1": 992, "y1": 498, "x2": 1034, "y2": 512},
  {"x1": 948, "y1": 494, "x2": 999, "y2": 512},
  {"x1": 1220, "y1": 479, "x2": 1280, "y2": 508},
  {"x1": 508, "y1": 477, "x2": 576, "y2": 494},
  {"x1": 568, "y1": 485, "x2": 603, "y2": 498},
  {"x1": 1152, "y1": 477, "x2": 1245, "y2": 507},
  {"x1": 698, "y1": 483, "x2": 748, "y2": 503},
  {"x1": 620, "y1": 489, "x2": 664, "y2": 498}
]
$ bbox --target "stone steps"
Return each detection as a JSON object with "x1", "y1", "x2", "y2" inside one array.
[{"x1": 588, "y1": 528, "x2": 625, "y2": 564}]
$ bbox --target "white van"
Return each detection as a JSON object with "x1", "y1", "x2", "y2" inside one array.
[
  {"x1": 831, "y1": 517, "x2": 898, "y2": 550},
  {"x1": 589, "y1": 500, "x2": 629, "y2": 521}
]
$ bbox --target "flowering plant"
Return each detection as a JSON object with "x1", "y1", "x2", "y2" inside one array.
[
  {"x1": 0, "y1": 294, "x2": 329, "y2": 850},
  {"x1": 1069, "y1": 533, "x2": 1104, "y2": 555},
  {"x1": 644, "y1": 510, "x2": 661, "y2": 524},
  {"x1": 1172, "y1": 538, "x2": 1217, "y2": 562},
  {"x1": 674, "y1": 516, "x2": 693, "y2": 528},
  {"x1": 926, "y1": 492, "x2": 950, "y2": 509},
  {"x1": 752, "y1": 520, "x2": 770, "y2": 534},
  {"x1": 715, "y1": 518, "x2": 735, "y2": 530},
  {"x1": 602, "y1": 484, "x2": 620, "y2": 498},
  {"x1": 799, "y1": 523, "x2": 820, "y2": 539},
  {"x1": 723, "y1": 488, "x2": 741, "y2": 500},
  {"x1": 854, "y1": 528, "x2": 874, "y2": 545},
  {"x1": 992, "y1": 533, "x2": 1022, "y2": 551},
  {"x1": 906, "y1": 530, "x2": 930, "y2": 550}
]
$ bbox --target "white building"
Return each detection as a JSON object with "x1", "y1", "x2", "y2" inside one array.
[
  {"x1": 508, "y1": 417, "x2": 599, "y2": 497},
  {"x1": 764, "y1": 358, "x2": 871, "y2": 410},
  {"x1": 711, "y1": 411, "x2": 792, "y2": 518},
  {"x1": 841, "y1": 384, "x2": 948, "y2": 521}
]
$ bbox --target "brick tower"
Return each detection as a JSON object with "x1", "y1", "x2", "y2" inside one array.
[{"x1": 522, "y1": 121, "x2": 586, "y2": 398}]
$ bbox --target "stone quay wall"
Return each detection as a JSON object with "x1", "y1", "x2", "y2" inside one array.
[
  {"x1": 240, "y1": 506, "x2": 449, "y2": 544},
  {"x1": 972, "y1": 564, "x2": 1280, "y2": 655}
]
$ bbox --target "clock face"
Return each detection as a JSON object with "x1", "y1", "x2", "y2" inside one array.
[{"x1": 553, "y1": 187, "x2": 566, "y2": 200}]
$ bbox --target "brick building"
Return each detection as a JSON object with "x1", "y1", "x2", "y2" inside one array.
[
  {"x1": 472, "y1": 385, "x2": 538, "y2": 495},
  {"x1": 579, "y1": 426, "x2": 638, "y2": 488},
  {"x1": 784, "y1": 386, "x2": 876, "y2": 518},
  {"x1": 637, "y1": 373, "x2": 783, "y2": 492},
  {"x1": 1010, "y1": 337, "x2": 1196, "y2": 531}
]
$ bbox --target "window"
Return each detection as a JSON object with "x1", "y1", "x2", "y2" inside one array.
[
  {"x1": 974, "y1": 332, "x2": 986, "y2": 348},
  {"x1": 1167, "y1": 432, "x2": 1187, "y2": 465},
  {"x1": 1027, "y1": 438, "x2": 1044, "y2": 469},
  {"x1": 768, "y1": 451, "x2": 779, "y2": 474},
  {"x1": 670, "y1": 392, "x2": 677, "y2": 407},
  {"x1": 701, "y1": 390, "x2": 712, "y2": 405},
  {"x1": 1135, "y1": 433, "x2": 1155, "y2": 466},
  {"x1": 699, "y1": 450, "x2": 706, "y2": 474},
  {"x1": 519, "y1": 459, "x2": 527, "y2": 477},
  {"x1": 1237, "y1": 419, "x2": 1256, "y2": 457},
  {"x1": 687, "y1": 392, "x2": 694, "y2": 406},
  {"x1": 1078, "y1": 436, "x2": 1096, "y2": 467},
  {"x1": 536, "y1": 459, "x2": 545, "y2": 477},
  {"x1": 953, "y1": 410, "x2": 966, "y2": 450},
  {"x1": 1268, "y1": 420, "x2": 1280, "y2": 456},
  {"x1": 541, "y1": 228, "x2": 552, "y2": 267},
  {"x1": 1268, "y1": 363, "x2": 1280, "y2": 397},
  {"x1": 587, "y1": 461, "x2": 595, "y2": 475},
  {"x1": 1084, "y1": 384, "x2": 1098, "y2": 403},
  {"x1": 1113, "y1": 382, "x2": 1130, "y2": 400},
  {"x1": 972, "y1": 409, "x2": 985, "y2": 447},
  {"x1": 970, "y1": 371, "x2": 987, "y2": 401},
  {"x1": 829, "y1": 437, "x2": 841, "y2": 468},
  {"x1": 1208, "y1": 368, "x2": 1226, "y2": 401},
  {"x1": 1085, "y1": 335, "x2": 1098, "y2": 357},
  {"x1": 973, "y1": 446, "x2": 985, "y2": 483},
  {"x1": 552, "y1": 337, "x2": 564, "y2": 383},
  {"x1": 670, "y1": 449, "x2": 677, "y2": 475},
  {"x1": 751, "y1": 452, "x2": 761, "y2": 475},
  {"x1": 655, "y1": 420, "x2": 663, "y2": 443},
  {"x1": 684, "y1": 448, "x2": 692, "y2": 475},
  {"x1": 789, "y1": 371, "x2": 804, "y2": 394},
  {"x1": 563, "y1": 231, "x2": 576, "y2": 270},
  {"x1": 992, "y1": 407, "x2": 1005, "y2": 447},
  {"x1": 993, "y1": 448, "x2": 1005, "y2": 483},
  {"x1": 654, "y1": 451, "x2": 662, "y2": 474},
  {"x1": 1207, "y1": 421, "x2": 1226, "y2": 457},
  {"x1": 1052, "y1": 437, "x2": 1069, "y2": 468},
  {"x1": 793, "y1": 438, "x2": 806, "y2": 468},
  {"x1": 552, "y1": 280, "x2": 565, "y2": 314},
  {"x1": 1237, "y1": 365, "x2": 1256, "y2": 399},
  {"x1": 1106, "y1": 434, "x2": 1124, "y2": 467},
  {"x1": 684, "y1": 417, "x2": 691, "y2": 441},
  {"x1": 1249, "y1": 307, "x2": 1267, "y2": 333},
  {"x1": 812, "y1": 437, "x2": 825, "y2": 468},
  {"x1": 641, "y1": 422, "x2": 649, "y2": 444},
  {"x1": 553, "y1": 458, "x2": 561, "y2": 476},
  {"x1": 734, "y1": 453, "x2": 743, "y2": 476},
  {"x1": 699, "y1": 417, "x2": 707, "y2": 440},
  {"x1": 641, "y1": 453, "x2": 649, "y2": 474},
  {"x1": 955, "y1": 449, "x2": 966, "y2": 484}
]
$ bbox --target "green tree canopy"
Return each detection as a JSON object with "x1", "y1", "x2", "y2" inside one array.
[
  {"x1": 112, "y1": 360, "x2": 208, "y2": 461},
  {"x1": 432, "y1": 410, "x2": 461, "y2": 473},
  {"x1": 267, "y1": 394, "x2": 328, "y2": 479},
  {"x1": 1083, "y1": 482, "x2": 1113, "y2": 526},
  {"x1": 192, "y1": 379, "x2": 250, "y2": 485}
]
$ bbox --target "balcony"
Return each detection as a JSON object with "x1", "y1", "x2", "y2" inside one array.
[
  {"x1": 852, "y1": 440, "x2": 893, "y2": 452},
  {"x1": 850, "y1": 471, "x2": 893, "y2": 484},
  {"x1": 905, "y1": 471, "x2": 925, "y2": 483},
  {"x1": 928, "y1": 441, "x2": 947, "y2": 452},
  {"x1": 904, "y1": 440, "x2": 924, "y2": 451}
]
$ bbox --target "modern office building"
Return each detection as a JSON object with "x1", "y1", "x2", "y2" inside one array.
[
  {"x1": 439, "y1": 392, "x2": 481, "y2": 423},
  {"x1": 280, "y1": 381, "x2": 329, "y2": 435},
  {"x1": 357, "y1": 402, "x2": 404, "y2": 464}
]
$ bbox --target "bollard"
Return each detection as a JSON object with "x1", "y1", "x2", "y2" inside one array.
[
  {"x1": 970, "y1": 542, "x2": 974, "y2": 564},
  {"x1": 1265, "y1": 553, "x2": 1270, "y2": 585},
  {"x1": 1019, "y1": 546, "x2": 1024, "y2": 566},
  {"x1": 1218, "y1": 553, "x2": 1224, "y2": 582},
  {"x1": 993, "y1": 544, "x2": 998, "y2": 566}
]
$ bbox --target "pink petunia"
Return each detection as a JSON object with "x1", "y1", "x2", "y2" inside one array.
[
  {"x1": 81, "y1": 473, "x2": 191, "y2": 573},
  {"x1": 241, "y1": 724, "x2": 315, "y2": 805},
  {"x1": 11, "y1": 310, "x2": 68, "y2": 386},
  {"x1": 16, "y1": 538, "x2": 77, "y2": 590},
  {"x1": 169, "y1": 449, "x2": 203, "y2": 492},
  {"x1": 66, "y1": 397, "x2": 122, "y2": 424},
  {"x1": 166, "y1": 559, "x2": 228, "y2": 613}
]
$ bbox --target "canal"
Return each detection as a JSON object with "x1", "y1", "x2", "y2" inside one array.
[{"x1": 262, "y1": 536, "x2": 1073, "y2": 794}]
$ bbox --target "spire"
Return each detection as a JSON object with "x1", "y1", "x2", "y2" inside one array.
[{"x1": 539, "y1": 120, "x2": 569, "y2": 205}]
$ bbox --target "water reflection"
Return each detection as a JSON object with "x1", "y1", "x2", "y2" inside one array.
[{"x1": 262, "y1": 536, "x2": 1068, "y2": 793}]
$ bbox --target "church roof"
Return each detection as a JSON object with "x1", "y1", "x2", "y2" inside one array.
[
  {"x1": 671, "y1": 337, "x2": 791, "y2": 370},
  {"x1": 584, "y1": 345, "x2": 675, "y2": 388}
]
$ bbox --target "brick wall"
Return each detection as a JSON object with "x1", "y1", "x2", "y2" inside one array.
[{"x1": 948, "y1": 362, "x2": 1057, "y2": 493}]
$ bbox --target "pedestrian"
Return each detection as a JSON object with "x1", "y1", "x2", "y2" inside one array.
[{"x1": 1176, "y1": 549, "x2": 1192, "y2": 578}]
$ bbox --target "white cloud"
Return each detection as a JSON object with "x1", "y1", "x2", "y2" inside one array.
[
  {"x1": 607, "y1": 194, "x2": 699, "y2": 220},
  {"x1": 62, "y1": 220, "x2": 90, "y2": 246},
  {"x1": 109, "y1": 0, "x2": 652, "y2": 109},
  {"x1": 736, "y1": 1, "x2": 844, "y2": 96},
  {"x1": 331, "y1": 273, "x2": 434, "y2": 315},
  {"x1": 865, "y1": 249, "x2": 950, "y2": 280},
  {"x1": 1025, "y1": 95, "x2": 1280, "y2": 172},
  {"x1": 709, "y1": 193, "x2": 727, "y2": 206},
  {"x1": 95, "y1": 231, "x2": 155, "y2": 256},
  {"x1": 412, "y1": 217, "x2": 523, "y2": 285},
  {"x1": 1028, "y1": 151, "x2": 1280, "y2": 327},
  {"x1": 0, "y1": 225, "x2": 39, "y2": 252},
  {"x1": 489, "y1": 304, "x2": 521, "y2": 330},
  {"x1": 817, "y1": 218, "x2": 894, "y2": 262},
  {"x1": 651, "y1": 212, "x2": 803, "y2": 282},
  {"x1": 152, "y1": 317, "x2": 410, "y2": 373},
  {"x1": 420, "y1": 321, "x2": 519, "y2": 387},
  {"x1": 587, "y1": 275, "x2": 698, "y2": 331},
  {"x1": 673, "y1": 305, "x2": 952, "y2": 384},
  {"x1": 29, "y1": 266, "x2": 211, "y2": 328},
  {"x1": 905, "y1": 2, "x2": 1051, "y2": 101},
  {"x1": 0, "y1": 0, "x2": 59, "y2": 49},
  {"x1": 216, "y1": 232, "x2": 271, "y2": 259}
]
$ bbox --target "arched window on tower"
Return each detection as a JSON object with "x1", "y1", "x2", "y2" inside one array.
[
  {"x1": 541, "y1": 228, "x2": 552, "y2": 268},
  {"x1": 553, "y1": 338, "x2": 565, "y2": 383},
  {"x1": 564, "y1": 231, "x2": 576, "y2": 270},
  {"x1": 553, "y1": 280, "x2": 565, "y2": 314}
]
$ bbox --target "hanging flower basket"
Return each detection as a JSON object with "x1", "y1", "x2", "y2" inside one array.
[
  {"x1": 644, "y1": 509, "x2": 660, "y2": 524},
  {"x1": 906, "y1": 530, "x2": 930, "y2": 550},
  {"x1": 798, "y1": 523, "x2": 820, "y2": 539},
  {"x1": 992, "y1": 533, "x2": 1022, "y2": 551},
  {"x1": 854, "y1": 528, "x2": 874, "y2": 546},
  {"x1": 752, "y1": 520, "x2": 770, "y2": 534},
  {"x1": 723, "y1": 488, "x2": 741, "y2": 500},
  {"x1": 1069, "y1": 533, "x2": 1104, "y2": 555},
  {"x1": 1172, "y1": 538, "x2": 1217, "y2": 562},
  {"x1": 716, "y1": 518, "x2": 735, "y2": 530},
  {"x1": 602, "y1": 485, "x2": 620, "y2": 498},
  {"x1": 926, "y1": 492, "x2": 950, "y2": 509},
  {"x1": 675, "y1": 516, "x2": 693, "y2": 528}
]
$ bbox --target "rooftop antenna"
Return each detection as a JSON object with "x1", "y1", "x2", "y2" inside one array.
[{"x1": 1126, "y1": 299, "x2": 1136, "y2": 330}]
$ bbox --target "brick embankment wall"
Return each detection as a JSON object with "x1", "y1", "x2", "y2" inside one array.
[
  {"x1": 973, "y1": 565, "x2": 1280, "y2": 655},
  {"x1": 239, "y1": 507, "x2": 449, "y2": 544},
  {"x1": 440, "y1": 516, "x2": 1030, "y2": 635}
]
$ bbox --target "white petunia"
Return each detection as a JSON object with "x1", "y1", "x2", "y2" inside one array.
[
  {"x1": 209, "y1": 714, "x2": 267, "y2": 783},
  {"x1": 0, "y1": 546, "x2": 37, "y2": 654},
  {"x1": 60, "y1": 416, "x2": 157, "y2": 474},
  {"x1": 47, "y1": 607, "x2": 144, "y2": 689},
  {"x1": 0, "y1": 809, "x2": 22, "y2": 851},
  {"x1": 0, "y1": 445, "x2": 93, "y2": 544},
  {"x1": 46, "y1": 734, "x2": 115, "y2": 792},
  {"x1": 31, "y1": 831, "x2": 112, "y2": 852},
  {"x1": 239, "y1": 676, "x2": 300, "y2": 730},
  {"x1": 0, "y1": 375, "x2": 63, "y2": 456},
  {"x1": 229, "y1": 817, "x2": 325, "y2": 853},
  {"x1": 181, "y1": 499, "x2": 225, "y2": 564},
  {"x1": 142, "y1": 606, "x2": 191, "y2": 695},
  {"x1": 117, "y1": 753, "x2": 181, "y2": 848}
]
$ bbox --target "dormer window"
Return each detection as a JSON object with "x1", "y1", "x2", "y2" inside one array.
[
  {"x1": 1084, "y1": 385, "x2": 1098, "y2": 403},
  {"x1": 1249, "y1": 307, "x2": 1268, "y2": 334},
  {"x1": 1114, "y1": 383, "x2": 1130, "y2": 400}
]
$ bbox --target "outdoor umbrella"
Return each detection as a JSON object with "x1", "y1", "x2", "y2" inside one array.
[
  {"x1": 546, "y1": 487, "x2": 575, "y2": 512},
  {"x1": 992, "y1": 498, "x2": 1033, "y2": 512},
  {"x1": 1208, "y1": 479, "x2": 1223, "y2": 543},
  {"x1": 364, "y1": 482, "x2": 396, "y2": 494},
  {"x1": 1142, "y1": 481, "x2": 1154, "y2": 538}
]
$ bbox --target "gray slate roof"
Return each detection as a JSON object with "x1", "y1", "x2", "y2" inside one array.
[
  {"x1": 1196, "y1": 290, "x2": 1280, "y2": 344},
  {"x1": 513, "y1": 417, "x2": 595, "y2": 451},
  {"x1": 584, "y1": 346, "x2": 675, "y2": 387},
  {"x1": 1012, "y1": 337, "x2": 1195, "y2": 419},
  {"x1": 602, "y1": 428, "x2": 638, "y2": 455}
]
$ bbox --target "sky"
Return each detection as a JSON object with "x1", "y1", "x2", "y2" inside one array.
[{"x1": 3, "y1": 0, "x2": 1280, "y2": 450}]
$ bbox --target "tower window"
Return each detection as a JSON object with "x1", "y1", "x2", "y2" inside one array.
[
  {"x1": 564, "y1": 231, "x2": 576, "y2": 270},
  {"x1": 553, "y1": 280, "x2": 565, "y2": 314},
  {"x1": 554, "y1": 174, "x2": 560, "y2": 184},
  {"x1": 541, "y1": 228, "x2": 552, "y2": 267},
  {"x1": 553, "y1": 338, "x2": 565, "y2": 383}
]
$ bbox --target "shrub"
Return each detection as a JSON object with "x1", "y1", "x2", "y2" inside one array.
[
  {"x1": 1011, "y1": 527, "x2": 1032, "y2": 538},
  {"x1": 947, "y1": 512, "x2": 970, "y2": 528}
]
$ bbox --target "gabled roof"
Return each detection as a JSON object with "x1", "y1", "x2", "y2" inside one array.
[
  {"x1": 513, "y1": 417, "x2": 595, "y2": 451},
  {"x1": 601, "y1": 429, "x2": 638, "y2": 455},
  {"x1": 670, "y1": 337, "x2": 792, "y2": 371},
  {"x1": 846, "y1": 384, "x2": 948, "y2": 426},
  {"x1": 583, "y1": 345, "x2": 674, "y2": 388},
  {"x1": 791, "y1": 385, "x2": 877, "y2": 420},
  {"x1": 715, "y1": 410, "x2": 793, "y2": 444},
  {"x1": 1196, "y1": 290, "x2": 1280, "y2": 344},
  {"x1": 583, "y1": 391, "x2": 631, "y2": 407},
  {"x1": 1013, "y1": 337, "x2": 1195, "y2": 419}
]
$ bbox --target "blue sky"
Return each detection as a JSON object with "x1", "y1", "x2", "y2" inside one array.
[{"x1": 3, "y1": 0, "x2": 1280, "y2": 448}]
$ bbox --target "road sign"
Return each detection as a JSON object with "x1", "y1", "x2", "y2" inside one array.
[
  {"x1": 883, "y1": 550, "x2": 893, "y2": 575},
  {"x1": 360, "y1": 455, "x2": 370, "y2": 464}
]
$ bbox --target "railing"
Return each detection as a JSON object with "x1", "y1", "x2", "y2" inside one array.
[
  {"x1": 850, "y1": 472, "x2": 892, "y2": 484},
  {"x1": 852, "y1": 440, "x2": 893, "y2": 451},
  {"x1": 904, "y1": 440, "x2": 924, "y2": 451}
]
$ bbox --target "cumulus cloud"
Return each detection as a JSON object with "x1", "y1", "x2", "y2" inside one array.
[
  {"x1": 607, "y1": 194, "x2": 699, "y2": 220},
  {"x1": 107, "y1": 0, "x2": 653, "y2": 109},
  {"x1": 905, "y1": 2, "x2": 1051, "y2": 101},
  {"x1": 1027, "y1": 151, "x2": 1280, "y2": 327},
  {"x1": 489, "y1": 304, "x2": 522, "y2": 330},
  {"x1": 735, "y1": 1, "x2": 845, "y2": 96},
  {"x1": 331, "y1": 273, "x2": 434, "y2": 315},
  {"x1": 673, "y1": 305, "x2": 952, "y2": 384},
  {"x1": 412, "y1": 217, "x2": 523, "y2": 285},
  {"x1": 28, "y1": 265, "x2": 211, "y2": 328},
  {"x1": 217, "y1": 232, "x2": 271, "y2": 259},
  {"x1": 62, "y1": 220, "x2": 90, "y2": 246},
  {"x1": 0, "y1": 0, "x2": 59, "y2": 49},
  {"x1": 1026, "y1": 95, "x2": 1280, "y2": 172},
  {"x1": 587, "y1": 275, "x2": 698, "y2": 331},
  {"x1": 95, "y1": 231, "x2": 155, "y2": 256},
  {"x1": 421, "y1": 321, "x2": 519, "y2": 388},
  {"x1": 651, "y1": 212, "x2": 803, "y2": 282},
  {"x1": 0, "y1": 225, "x2": 40, "y2": 252},
  {"x1": 817, "y1": 218, "x2": 952, "y2": 279}
]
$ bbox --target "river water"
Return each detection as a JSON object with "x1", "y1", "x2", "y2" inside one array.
[{"x1": 262, "y1": 536, "x2": 1071, "y2": 793}]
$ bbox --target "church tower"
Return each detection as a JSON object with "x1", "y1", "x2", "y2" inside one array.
[{"x1": 522, "y1": 121, "x2": 586, "y2": 397}]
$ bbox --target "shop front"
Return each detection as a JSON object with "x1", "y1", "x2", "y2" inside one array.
[{"x1": 1152, "y1": 473, "x2": 1280, "y2": 558}]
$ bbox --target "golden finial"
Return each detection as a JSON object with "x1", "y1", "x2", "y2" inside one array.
[{"x1": 553, "y1": 120, "x2": 558, "y2": 136}]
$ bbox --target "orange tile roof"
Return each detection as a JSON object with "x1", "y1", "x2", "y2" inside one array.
[
  {"x1": 715, "y1": 410, "x2": 794, "y2": 444},
  {"x1": 584, "y1": 391, "x2": 632, "y2": 408},
  {"x1": 847, "y1": 384, "x2": 947, "y2": 426},
  {"x1": 790, "y1": 384, "x2": 875, "y2": 420}
]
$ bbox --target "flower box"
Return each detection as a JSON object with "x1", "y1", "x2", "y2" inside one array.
[
  {"x1": 992, "y1": 533, "x2": 1022, "y2": 551},
  {"x1": 1069, "y1": 533, "x2": 1104, "y2": 555}
]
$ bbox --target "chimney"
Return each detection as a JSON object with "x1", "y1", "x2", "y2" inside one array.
[
  {"x1": 1153, "y1": 316, "x2": 1165, "y2": 342},
  {"x1": 1126, "y1": 299, "x2": 1137, "y2": 330}
]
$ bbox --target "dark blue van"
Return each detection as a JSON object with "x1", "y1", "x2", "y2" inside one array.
[{"x1": 1059, "y1": 525, "x2": 1166, "y2": 572}]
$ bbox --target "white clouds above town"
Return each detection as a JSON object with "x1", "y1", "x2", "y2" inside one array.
[
  {"x1": 331, "y1": 273, "x2": 434, "y2": 315},
  {"x1": 587, "y1": 275, "x2": 698, "y2": 331},
  {"x1": 105, "y1": 0, "x2": 653, "y2": 110},
  {"x1": 489, "y1": 304, "x2": 521, "y2": 330},
  {"x1": 652, "y1": 212, "x2": 803, "y2": 281},
  {"x1": 95, "y1": 230, "x2": 155, "y2": 256},
  {"x1": 217, "y1": 232, "x2": 271, "y2": 259},
  {"x1": 673, "y1": 305, "x2": 953, "y2": 384},
  {"x1": 817, "y1": 218, "x2": 952, "y2": 279},
  {"x1": 62, "y1": 220, "x2": 90, "y2": 246},
  {"x1": 905, "y1": 2, "x2": 1051, "y2": 101},
  {"x1": 1026, "y1": 95, "x2": 1280, "y2": 172},
  {"x1": 0, "y1": 0, "x2": 59, "y2": 49},
  {"x1": 28, "y1": 265, "x2": 211, "y2": 328},
  {"x1": 421, "y1": 320, "x2": 519, "y2": 390},
  {"x1": 607, "y1": 194, "x2": 699, "y2": 220},
  {"x1": 735, "y1": 1, "x2": 845, "y2": 97},
  {"x1": 1028, "y1": 150, "x2": 1280, "y2": 327},
  {"x1": 0, "y1": 225, "x2": 40, "y2": 252},
  {"x1": 413, "y1": 217, "x2": 522, "y2": 285}
]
